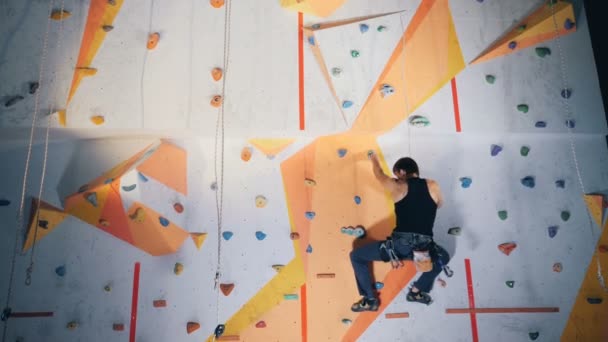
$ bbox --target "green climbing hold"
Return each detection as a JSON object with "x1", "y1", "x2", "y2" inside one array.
[
  {"x1": 520, "y1": 146, "x2": 530, "y2": 156},
  {"x1": 284, "y1": 294, "x2": 299, "y2": 300},
  {"x1": 517, "y1": 104, "x2": 529, "y2": 113},
  {"x1": 498, "y1": 210, "x2": 508, "y2": 221},
  {"x1": 535, "y1": 47, "x2": 551, "y2": 57},
  {"x1": 350, "y1": 50, "x2": 360, "y2": 58},
  {"x1": 485, "y1": 75, "x2": 496, "y2": 84},
  {"x1": 561, "y1": 210, "x2": 570, "y2": 221},
  {"x1": 377, "y1": 25, "x2": 387, "y2": 32},
  {"x1": 517, "y1": 24, "x2": 527, "y2": 32},
  {"x1": 341, "y1": 318, "x2": 352, "y2": 325},
  {"x1": 409, "y1": 115, "x2": 430, "y2": 127},
  {"x1": 506, "y1": 281, "x2": 515, "y2": 288}
]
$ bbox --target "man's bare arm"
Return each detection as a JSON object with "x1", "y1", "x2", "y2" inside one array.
[
  {"x1": 370, "y1": 152, "x2": 401, "y2": 194},
  {"x1": 428, "y1": 180, "x2": 444, "y2": 208}
]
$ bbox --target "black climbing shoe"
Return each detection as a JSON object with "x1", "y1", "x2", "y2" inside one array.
[
  {"x1": 351, "y1": 297, "x2": 379, "y2": 312},
  {"x1": 406, "y1": 290, "x2": 433, "y2": 305}
]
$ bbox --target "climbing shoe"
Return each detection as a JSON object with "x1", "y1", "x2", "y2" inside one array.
[
  {"x1": 351, "y1": 297, "x2": 379, "y2": 312},
  {"x1": 406, "y1": 290, "x2": 433, "y2": 305}
]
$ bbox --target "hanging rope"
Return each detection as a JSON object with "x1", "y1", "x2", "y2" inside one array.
[
  {"x1": 398, "y1": 13, "x2": 412, "y2": 156},
  {"x1": 549, "y1": 3, "x2": 607, "y2": 292}
]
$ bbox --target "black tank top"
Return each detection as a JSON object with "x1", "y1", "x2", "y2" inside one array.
[{"x1": 393, "y1": 177, "x2": 437, "y2": 236}]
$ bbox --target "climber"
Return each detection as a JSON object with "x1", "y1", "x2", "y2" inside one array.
[{"x1": 349, "y1": 152, "x2": 450, "y2": 312}]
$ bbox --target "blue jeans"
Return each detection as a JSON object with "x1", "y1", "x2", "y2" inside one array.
[{"x1": 349, "y1": 232, "x2": 450, "y2": 299}]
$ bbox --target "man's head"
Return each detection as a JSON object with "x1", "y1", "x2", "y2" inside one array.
[{"x1": 393, "y1": 157, "x2": 419, "y2": 180}]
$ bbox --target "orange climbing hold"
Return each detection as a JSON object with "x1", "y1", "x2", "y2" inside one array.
[
  {"x1": 76, "y1": 67, "x2": 98, "y2": 77},
  {"x1": 498, "y1": 242, "x2": 517, "y2": 256},
  {"x1": 220, "y1": 283, "x2": 235, "y2": 296},
  {"x1": 50, "y1": 9, "x2": 71, "y2": 20},
  {"x1": 173, "y1": 203, "x2": 184, "y2": 213},
  {"x1": 90, "y1": 115, "x2": 105, "y2": 125},
  {"x1": 147, "y1": 32, "x2": 160, "y2": 50},
  {"x1": 186, "y1": 322, "x2": 200, "y2": 334},
  {"x1": 210, "y1": 0, "x2": 225, "y2": 8},
  {"x1": 153, "y1": 299, "x2": 167, "y2": 308},
  {"x1": 211, "y1": 95, "x2": 223, "y2": 107},
  {"x1": 57, "y1": 110, "x2": 67, "y2": 127},
  {"x1": 212, "y1": 67, "x2": 223, "y2": 81},
  {"x1": 241, "y1": 147, "x2": 252, "y2": 162},
  {"x1": 290, "y1": 232, "x2": 300, "y2": 240}
]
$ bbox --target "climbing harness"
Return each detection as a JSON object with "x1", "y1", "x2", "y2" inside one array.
[{"x1": 549, "y1": 2, "x2": 607, "y2": 292}]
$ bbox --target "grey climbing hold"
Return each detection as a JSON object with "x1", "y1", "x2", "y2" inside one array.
[
  {"x1": 520, "y1": 146, "x2": 530, "y2": 156},
  {"x1": 55, "y1": 265, "x2": 66, "y2": 277},
  {"x1": 38, "y1": 220, "x2": 48, "y2": 229},
  {"x1": 565, "y1": 119, "x2": 575, "y2": 128},
  {"x1": 159, "y1": 217, "x2": 169, "y2": 227},
  {"x1": 555, "y1": 179, "x2": 565, "y2": 188},
  {"x1": 337, "y1": 148, "x2": 347, "y2": 158},
  {"x1": 506, "y1": 280, "x2": 515, "y2": 288},
  {"x1": 535, "y1": 121, "x2": 547, "y2": 128},
  {"x1": 490, "y1": 144, "x2": 502, "y2": 156},
  {"x1": 517, "y1": 104, "x2": 529, "y2": 113},
  {"x1": 85, "y1": 193, "x2": 98, "y2": 207},
  {"x1": 104, "y1": 178, "x2": 114, "y2": 184},
  {"x1": 564, "y1": 18, "x2": 575, "y2": 30},
  {"x1": 359, "y1": 23, "x2": 369, "y2": 33},
  {"x1": 561, "y1": 210, "x2": 570, "y2": 221},
  {"x1": 485, "y1": 75, "x2": 496, "y2": 84},
  {"x1": 448, "y1": 227, "x2": 461, "y2": 236},
  {"x1": 353, "y1": 225, "x2": 366, "y2": 238},
  {"x1": 4, "y1": 95, "x2": 24, "y2": 107},
  {"x1": 331, "y1": 67, "x2": 342, "y2": 77},
  {"x1": 305, "y1": 211, "x2": 316, "y2": 220},
  {"x1": 521, "y1": 176, "x2": 535, "y2": 188},
  {"x1": 498, "y1": 210, "x2": 508, "y2": 221},
  {"x1": 311, "y1": 23, "x2": 321, "y2": 29},
  {"x1": 535, "y1": 47, "x2": 551, "y2": 57},
  {"x1": 122, "y1": 184, "x2": 136, "y2": 192},
  {"x1": 517, "y1": 24, "x2": 527, "y2": 32},
  {"x1": 29, "y1": 82, "x2": 40, "y2": 94},
  {"x1": 379, "y1": 84, "x2": 395, "y2": 98},
  {"x1": 587, "y1": 297, "x2": 603, "y2": 304},
  {"x1": 104, "y1": 284, "x2": 112, "y2": 292},
  {"x1": 210, "y1": 181, "x2": 218, "y2": 191},
  {"x1": 0, "y1": 199, "x2": 10, "y2": 206},
  {"x1": 342, "y1": 100, "x2": 353, "y2": 109},
  {"x1": 529, "y1": 332, "x2": 539, "y2": 340},
  {"x1": 306, "y1": 244, "x2": 312, "y2": 253},
  {"x1": 561, "y1": 88, "x2": 572, "y2": 99},
  {"x1": 548, "y1": 226, "x2": 558, "y2": 238},
  {"x1": 459, "y1": 177, "x2": 472, "y2": 188},
  {"x1": 222, "y1": 231, "x2": 233, "y2": 240},
  {"x1": 255, "y1": 231, "x2": 267, "y2": 241},
  {"x1": 102, "y1": 25, "x2": 114, "y2": 32},
  {"x1": 409, "y1": 115, "x2": 430, "y2": 127},
  {"x1": 341, "y1": 318, "x2": 352, "y2": 325},
  {"x1": 377, "y1": 25, "x2": 387, "y2": 32},
  {"x1": 354, "y1": 196, "x2": 361, "y2": 205},
  {"x1": 138, "y1": 172, "x2": 148, "y2": 182},
  {"x1": 350, "y1": 50, "x2": 360, "y2": 58},
  {"x1": 508, "y1": 41, "x2": 517, "y2": 49}
]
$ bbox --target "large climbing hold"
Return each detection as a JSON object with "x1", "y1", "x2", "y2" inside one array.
[
  {"x1": 147, "y1": 32, "x2": 160, "y2": 50},
  {"x1": 498, "y1": 242, "x2": 517, "y2": 256},
  {"x1": 220, "y1": 283, "x2": 235, "y2": 296},
  {"x1": 5, "y1": 95, "x2": 24, "y2": 108},
  {"x1": 50, "y1": 9, "x2": 71, "y2": 21},
  {"x1": 187, "y1": 322, "x2": 200, "y2": 334},
  {"x1": 279, "y1": 0, "x2": 345, "y2": 17}
]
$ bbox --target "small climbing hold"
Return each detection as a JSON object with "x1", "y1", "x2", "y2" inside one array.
[
  {"x1": 587, "y1": 297, "x2": 603, "y2": 304},
  {"x1": 561, "y1": 88, "x2": 572, "y2": 99},
  {"x1": 130, "y1": 207, "x2": 145, "y2": 223},
  {"x1": 138, "y1": 172, "x2": 148, "y2": 182},
  {"x1": 159, "y1": 217, "x2": 170, "y2": 227},
  {"x1": 535, "y1": 47, "x2": 551, "y2": 57},
  {"x1": 304, "y1": 178, "x2": 316, "y2": 186},
  {"x1": 341, "y1": 318, "x2": 352, "y2": 325},
  {"x1": 354, "y1": 196, "x2": 361, "y2": 205},
  {"x1": 272, "y1": 265, "x2": 284, "y2": 272},
  {"x1": 448, "y1": 227, "x2": 461, "y2": 236},
  {"x1": 508, "y1": 41, "x2": 517, "y2": 49},
  {"x1": 517, "y1": 104, "x2": 529, "y2": 113},
  {"x1": 255, "y1": 195, "x2": 267, "y2": 208},
  {"x1": 353, "y1": 225, "x2": 366, "y2": 238},
  {"x1": 498, "y1": 242, "x2": 517, "y2": 256},
  {"x1": 535, "y1": 121, "x2": 547, "y2": 128},
  {"x1": 171, "y1": 203, "x2": 183, "y2": 214},
  {"x1": 506, "y1": 280, "x2": 515, "y2": 288},
  {"x1": 555, "y1": 179, "x2": 565, "y2": 188},
  {"x1": 66, "y1": 321, "x2": 78, "y2": 330},
  {"x1": 0, "y1": 199, "x2": 10, "y2": 206},
  {"x1": 210, "y1": 182, "x2": 218, "y2": 190},
  {"x1": 50, "y1": 9, "x2": 71, "y2": 21},
  {"x1": 565, "y1": 119, "x2": 575, "y2": 128},
  {"x1": 350, "y1": 50, "x2": 360, "y2": 58},
  {"x1": 290, "y1": 232, "x2": 300, "y2": 240},
  {"x1": 104, "y1": 178, "x2": 114, "y2": 184},
  {"x1": 521, "y1": 176, "x2": 535, "y2": 188},
  {"x1": 379, "y1": 84, "x2": 395, "y2": 98},
  {"x1": 210, "y1": 0, "x2": 225, "y2": 8},
  {"x1": 359, "y1": 23, "x2": 369, "y2": 33},
  {"x1": 337, "y1": 148, "x2": 347, "y2": 158},
  {"x1": 255, "y1": 321, "x2": 266, "y2": 328},
  {"x1": 409, "y1": 115, "x2": 430, "y2": 127},
  {"x1": 374, "y1": 282, "x2": 384, "y2": 290},
  {"x1": 102, "y1": 25, "x2": 114, "y2": 32},
  {"x1": 29, "y1": 82, "x2": 39, "y2": 94},
  {"x1": 211, "y1": 95, "x2": 223, "y2": 107},
  {"x1": 308, "y1": 36, "x2": 315, "y2": 45},
  {"x1": 459, "y1": 177, "x2": 472, "y2": 189},
  {"x1": 187, "y1": 322, "x2": 200, "y2": 334},
  {"x1": 561, "y1": 210, "x2": 570, "y2": 221},
  {"x1": 498, "y1": 210, "x2": 508, "y2": 221},
  {"x1": 553, "y1": 262, "x2": 563, "y2": 273},
  {"x1": 174, "y1": 263, "x2": 184, "y2": 275},
  {"x1": 212, "y1": 67, "x2": 223, "y2": 81},
  {"x1": 490, "y1": 144, "x2": 503, "y2": 156},
  {"x1": 85, "y1": 192, "x2": 98, "y2": 207},
  {"x1": 305, "y1": 211, "x2": 316, "y2": 220},
  {"x1": 122, "y1": 184, "x2": 136, "y2": 192},
  {"x1": 77, "y1": 67, "x2": 98, "y2": 77},
  {"x1": 38, "y1": 220, "x2": 48, "y2": 229},
  {"x1": 104, "y1": 284, "x2": 111, "y2": 292},
  {"x1": 255, "y1": 231, "x2": 267, "y2": 241},
  {"x1": 241, "y1": 147, "x2": 252, "y2": 162},
  {"x1": 153, "y1": 299, "x2": 167, "y2": 308},
  {"x1": 311, "y1": 24, "x2": 321, "y2": 30},
  {"x1": 90, "y1": 115, "x2": 105, "y2": 125},
  {"x1": 99, "y1": 219, "x2": 109, "y2": 227},
  {"x1": 55, "y1": 265, "x2": 66, "y2": 277},
  {"x1": 548, "y1": 226, "x2": 559, "y2": 238},
  {"x1": 529, "y1": 332, "x2": 539, "y2": 340},
  {"x1": 220, "y1": 283, "x2": 235, "y2": 296},
  {"x1": 377, "y1": 25, "x2": 387, "y2": 32},
  {"x1": 306, "y1": 244, "x2": 312, "y2": 253},
  {"x1": 342, "y1": 100, "x2": 353, "y2": 109},
  {"x1": 331, "y1": 67, "x2": 342, "y2": 77},
  {"x1": 147, "y1": 32, "x2": 160, "y2": 50},
  {"x1": 485, "y1": 75, "x2": 496, "y2": 84},
  {"x1": 214, "y1": 324, "x2": 225, "y2": 338},
  {"x1": 284, "y1": 294, "x2": 299, "y2": 300},
  {"x1": 113, "y1": 323, "x2": 124, "y2": 331},
  {"x1": 222, "y1": 231, "x2": 233, "y2": 240},
  {"x1": 4, "y1": 95, "x2": 24, "y2": 107},
  {"x1": 316, "y1": 273, "x2": 335, "y2": 279},
  {"x1": 520, "y1": 146, "x2": 530, "y2": 157},
  {"x1": 564, "y1": 18, "x2": 575, "y2": 30},
  {"x1": 517, "y1": 24, "x2": 527, "y2": 32},
  {"x1": 599, "y1": 245, "x2": 608, "y2": 253}
]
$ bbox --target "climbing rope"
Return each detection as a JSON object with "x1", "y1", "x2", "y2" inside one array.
[
  {"x1": 2, "y1": 0, "x2": 57, "y2": 340},
  {"x1": 213, "y1": 0, "x2": 233, "y2": 339},
  {"x1": 549, "y1": 3, "x2": 607, "y2": 292}
]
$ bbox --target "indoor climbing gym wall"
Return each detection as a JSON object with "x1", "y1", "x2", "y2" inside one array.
[{"x1": 1, "y1": 0, "x2": 607, "y2": 341}]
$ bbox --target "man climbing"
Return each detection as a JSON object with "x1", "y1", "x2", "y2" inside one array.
[{"x1": 349, "y1": 152, "x2": 450, "y2": 312}]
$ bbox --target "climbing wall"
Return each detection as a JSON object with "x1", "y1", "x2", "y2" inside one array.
[{"x1": 1, "y1": 0, "x2": 607, "y2": 341}]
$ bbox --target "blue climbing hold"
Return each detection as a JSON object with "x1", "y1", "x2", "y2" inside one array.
[
  {"x1": 521, "y1": 176, "x2": 535, "y2": 188},
  {"x1": 305, "y1": 211, "x2": 316, "y2": 220},
  {"x1": 490, "y1": 144, "x2": 503, "y2": 156},
  {"x1": 337, "y1": 149, "x2": 347, "y2": 158},
  {"x1": 122, "y1": 184, "x2": 137, "y2": 192},
  {"x1": 565, "y1": 119, "x2": 575, "y2": 128},
  {"x1": 354, "y1": 196, "x2": 361, "y2": 205},
  {"x1": 564, "y1": 18, "x2": 575, "y2": 30},
  {"x1": 561, "y1": 88, "x2": 572, "y2": 99},
  {"x1": 55, "y1": 265, "x2": 66, "y2": 277},
  {"x1": 138, "y1": 172, "x2": 148, "y2": 182},
  {"x1": 460, "y1": 177, "x2": 472, "y2": 188},
  {"x1": 535, "y1": 121, "x2": 547, "y2": 128},
  {"x1": 0, "y1": 199, "x2": 10, "y2": 206},
  {"x1": 255, "y1": 231, "x2": 267, "y2": 241},
  {"x1": 308, "y1": 36, "x2": 315, "y2": 45},
  {"x1": 342, "y1": 100, "x2": 353, "y2": 109},
  {"x1": 508, "y1": 41, "x2": 517, "y2": 49},
  {"x1": 306, "y1": 244, "x2": 312, "y2": 253},
  {"x1": 374, "y1": 282, "x2": 384, "y2": 290},
  {"x1": 359, "y1": 23, "x2": 369, "y2": 33},
  {"x1": 222, "y1": 231, "x2": 233, "y2": 240},
  {"x1": 159, "y1": 217, "x2": 170, "y2": 227},
  {"x1": 555, "y1": 179, "x2": 565, "y2": 188},
  {"x1": 548, "y1": 226, "x2": 559, "y2": 238}
]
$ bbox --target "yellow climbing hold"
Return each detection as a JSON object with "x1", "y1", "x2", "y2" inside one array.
[
  {"x1": 57, "y1": 110, "x2": 67, "y2": 127},
  {"x1": 90, "y1": 115, "x2": 105, "y2": 126},
  {"x1": 50, "y1": 9, "x2": 71, "y2": 21},
  {"x1": 77, "y1": 67, "x2": 98, "y2": 77},
  {"x1": 190, "y1": 233, "x2": 207, "y2": 250},
  {"x1": 255, "y1": 195, "x2": 267, "y2": 208}
]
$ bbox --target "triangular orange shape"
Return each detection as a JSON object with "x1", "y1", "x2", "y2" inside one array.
[
  {"x1": 584, "y1": 194, "x2": 604, "y2": 228},
  {"x1": 248, "y1": 139, "x2": 295, "y2": 158},
  {"x1": 23, "y1": 199, "x2": 68, "y2": 252},
  {"x1": 190, "y1": 233, "x2": 207, "y2": 250},
  {"x1": 220, "y1": 283, "x2": 235, "y2": 296}
]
